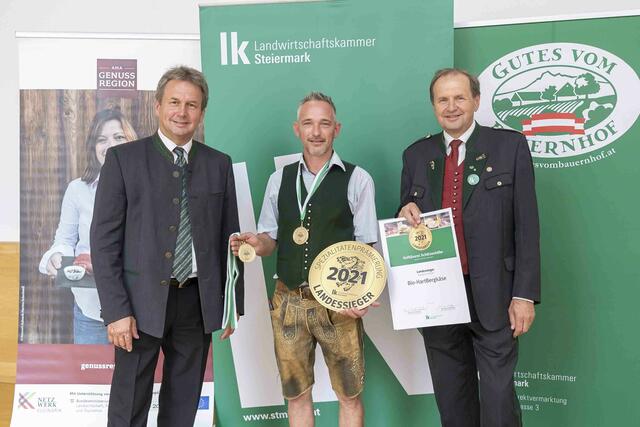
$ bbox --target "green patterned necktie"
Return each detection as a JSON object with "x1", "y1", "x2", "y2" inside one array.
[{"x1": 172, "y1": 147, "x2": 193, "y2": 283}]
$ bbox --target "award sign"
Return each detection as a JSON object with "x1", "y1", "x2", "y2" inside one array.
[{"x1": 308, "y1": 241, "x2": 387, "y2": 311}]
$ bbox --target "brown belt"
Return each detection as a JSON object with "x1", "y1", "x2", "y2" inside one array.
[
  {"x1": 169, "y1": 277, "x2": 198, "y2": 288},
  {"x1": 276, "y1": 279, "x2": 313, "y2": 299},
  {"x1": 297, "y1": 283, "x2": 313, "y2": 299}
]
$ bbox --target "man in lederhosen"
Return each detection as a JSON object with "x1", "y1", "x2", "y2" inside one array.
[{"x1": 232, "y1": 92, "x2": 378, "y2": 427}]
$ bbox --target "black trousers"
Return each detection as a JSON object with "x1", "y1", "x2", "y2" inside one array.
[
  {"x1": 422, "y1": 276, "x2": 522, "y2": 427},
  {"x1": 107, "y1": 282, "x2": 211, "y2": 427}
]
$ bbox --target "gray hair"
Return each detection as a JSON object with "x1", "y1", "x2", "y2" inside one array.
[
  {"x1": 297, "y1": 92, "x2": 336, "y2": 119},
  {"x1": 155, "y1": 66, "x2": 209, "y2": 110},
  {"x1": 429, "y1": 68, "x2": 481, "y2": 104}
]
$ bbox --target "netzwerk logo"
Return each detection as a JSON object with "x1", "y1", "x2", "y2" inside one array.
[
  {"x1": 18, "y1": 392, "x2": 36, "y2": 410},
  {"x1": 477, "y1": 43, "x2": 640, "y2": 165}
]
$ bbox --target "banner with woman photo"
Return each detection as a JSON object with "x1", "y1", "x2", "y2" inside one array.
[{"x1": 13, "y1": 35, "x2": 213, "y2": 427}]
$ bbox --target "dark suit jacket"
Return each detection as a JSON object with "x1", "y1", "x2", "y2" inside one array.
[
  {"x1": 91, "y1": 134, "x2": 244, "y2": 338},
  {"x1": 399, "y1": 124, "x2": 540, "y2": 331}
]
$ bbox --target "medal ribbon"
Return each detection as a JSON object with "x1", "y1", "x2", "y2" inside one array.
[
  {"x1": 222, "y1": 232, "x2": 240, "y2": 330},
  {"x1": 296, "y1": 158, "x2": 332, "y2": 223}
]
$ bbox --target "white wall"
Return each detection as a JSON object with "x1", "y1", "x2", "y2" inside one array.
[
  {"x1": 1, "y1": 0, "x2": 638, "y2": 241},
  {"x1": 453, "y1": 0, "x2": 638, "y2": 27}
]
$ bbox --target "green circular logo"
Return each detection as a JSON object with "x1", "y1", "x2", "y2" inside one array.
[{"x1": 478, "y1": 43, "x2": 640, "y2": 165}]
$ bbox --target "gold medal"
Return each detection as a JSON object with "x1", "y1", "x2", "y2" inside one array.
[
  {"x1": 294, "y1": 159, "x2": 330, "y2": 246},
  {"x1": 293, "y1": 226, "x2": 309, "y2": 245},
  {"x1": 238, "y1": 242, "x2": 256, "y2": 263},
  {"x1": 424, "y1": 215, "x2": 441, "y2": 229},
  {"x1": 308, "y1": 241, "x2": 387, "y2": 311},
  {"x1": 408, "y1": 223, "x2": 433, "y2": 250}
]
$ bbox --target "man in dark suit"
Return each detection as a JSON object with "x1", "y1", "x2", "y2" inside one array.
[
  {"x1": 398, "y1": 68, "x2": 540, "y2": 427},
  {"x1": 91, "y1": 66, "x2": 243, "y2": 427}
]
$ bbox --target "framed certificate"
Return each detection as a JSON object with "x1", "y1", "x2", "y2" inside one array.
[{"x1": 378, "y1": 208, "x2": 470, "y2": 330}]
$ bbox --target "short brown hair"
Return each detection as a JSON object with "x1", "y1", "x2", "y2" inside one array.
[
  {"x1": 429, "y1": 68, "x2": 480, "y2": 104},
  {"x1": 155, "y1": 66, "x2": 209, "y2": 109}
]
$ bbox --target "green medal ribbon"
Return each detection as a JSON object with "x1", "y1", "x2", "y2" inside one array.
[
  {"x1": 295, "y1": 157, "x2": 332, "y2": 223},
  {"x1": 222, "y1": 232, "x2": 240, "y2": 330}
]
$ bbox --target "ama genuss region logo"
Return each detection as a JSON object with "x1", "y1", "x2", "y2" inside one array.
[{"x1": 477, "y1": 43, "x2": 640, "y2": 168}]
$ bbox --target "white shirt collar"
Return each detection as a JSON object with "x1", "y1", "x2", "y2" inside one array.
[
  {"x1": 300, "y1": 151, "x2": 346, "y2": 174},
  {"x1": 158, "y1": 129, "x2": 193, "y2": 157},
  {"x1": 443, "y1": 121, "x2": 476, "y2": 149}
]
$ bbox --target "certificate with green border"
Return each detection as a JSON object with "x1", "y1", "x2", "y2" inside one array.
[{"x1": 378, "y1": 208, "x2": 470, "y2": 329}]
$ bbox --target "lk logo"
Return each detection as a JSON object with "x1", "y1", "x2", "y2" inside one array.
[{"x1": 220, "y1": 32, "x2": 250, "y2": 65}]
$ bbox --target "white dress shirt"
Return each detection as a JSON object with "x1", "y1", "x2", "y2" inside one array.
[
  {"x1": 442, "y1": 121, "x2": 476, "y2": 166},
  {"x1": 257, "y1": 151, "x2": 378, "y2": 244},
  {"x1": 39, "y1": 178, "x2": 104, "y2": 320}
]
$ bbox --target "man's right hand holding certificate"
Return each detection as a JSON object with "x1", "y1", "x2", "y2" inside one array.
[{"x1": 393, "y1": 68, "x2": 540, "y2": 427}]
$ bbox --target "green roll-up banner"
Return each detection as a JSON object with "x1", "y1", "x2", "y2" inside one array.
[
  {"x1": 200, "y1": 0, "x2": 452, "y2": 425},
  {"x1": 455, "y1": 15, "x2": 640, "y2": 426}
]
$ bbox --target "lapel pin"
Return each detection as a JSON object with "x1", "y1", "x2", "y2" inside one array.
[
  {"x1": 486, "y1": 166, "x2": 493, "y2": 172},
  {"x1": 467, "y1": 174, "x2": 480, "y2": 186},
  {"x1": 429, "y1": 160, "x2": 435, "y2": 170},
  {"x1": 476, "y1": 154, "x2": 486, "y2": 161}
]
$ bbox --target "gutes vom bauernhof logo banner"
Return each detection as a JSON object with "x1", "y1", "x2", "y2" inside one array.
[{"x1": 477, "y1": 43, "x2": 640, "y2": 168}]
